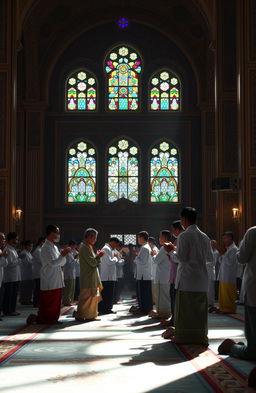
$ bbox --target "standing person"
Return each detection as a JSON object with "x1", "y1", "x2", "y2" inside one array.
[
  {"x1": 62, "y1": 240, "x2": 78, "y2": 306},
  {"x1": 150, "y1": 230, "x2": 171, "y2": 320},
  {"x1": 2, "y1": 232, "x2": 23, "y2": 316},
  {"x1": 217, "y1": 232, "x2": 238, "y2": 314},
  {"x1": 114, "y1": 241, "x2": 126, "y2": 303},
  {"x1": 26, "y1": 225, "x2": 71, "y2": 325},
  {"x1": 164, "y1": 207, "x2": 213, "y2": 346},
  {"x1": 98, "y1": 237, "x2": 120, "y2": 315},
  {"x1": 19, "y1": 240, "x2": 34, "y2": 305},
  {"x1": 148, "y1": 237, "x2": 159, "y2": 307},
  {"x1": 133, "y1": 231, "x2": 153, "y2": 315},
  {"x1": 218, "y1": 226, "x2": 256, "y2": 361},
  {"x1": 211, "y1": 240, "x2": 220, "y2": 300},
  {"x1": 0, "y1": 233, "x2": 8, "y2": 319},
  {"x1": 32, "y1": 237, "x2": 45, "y2": 307},
  {"x1": 207, "y1": 241, "x2": 217, "y2": 313},
  {"x1": 74, "y1": 244, "x2": 80, "y2": 301},
  {"x1": 74, "y1": 228, "x2": 105, "y2": 322}
]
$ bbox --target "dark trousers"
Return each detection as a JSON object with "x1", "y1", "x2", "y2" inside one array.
[
  {"x1": 137, "y1": 279, "x2": 153, "y2": 314},
  {"x1": 98, "y1": 281, "x2": 116, "y2": 313},
  {"x1": 3, "y1": 281, "x2": 20, "y2": 315},
  {"x1": 33, "y1": 278, "x2": 40, "y2": 307},
  {"x1": 0, "y1": 285, "x2": 4, "y2": 314},
  {"x1": 231, "y1": 304, "x2": 256, "y2": 360},
  {"x1": 114, "y1": 278, "x2": 124, "y2": 303},
  {"x1": 74, "y1": 277, "x2": 80, "y2": 301},
  {"x1": 170, "y1": 283, "x2": 176, "y2": 321}
]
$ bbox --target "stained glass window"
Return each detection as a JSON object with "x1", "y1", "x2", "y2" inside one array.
[
  {"x1": 150, "y1": 70, "x2": 180, "y2": 111},
  {"x1": 67, "y1": 141, "x2": 96, "y2": 203},
  {"x1": 150, "y1": 141, "x2": 179, "y2": 202},
  {"x1": 108, "y1": 138, "x2": 139, "y2": 202},
  {"x1": 66, "y1": 70, "x2": 97, "y2": 111},
  {"x1": 105, "y1": 45, "x2": 142, "y2": 110}
]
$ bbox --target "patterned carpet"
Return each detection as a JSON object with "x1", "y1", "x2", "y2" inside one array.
[{"x1": 0, "y1": 300, "x2": 255, "y2": 393}]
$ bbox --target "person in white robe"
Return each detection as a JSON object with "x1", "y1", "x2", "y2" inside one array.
[
  {"x1": 98, "y1": 237, "x2": 120, "y2": 314},
  {"x1": 148, "y1": 237, "x2": 159, "y2": 307},
  {"x1": 19, "y1": 240, "x2": 34, "y2": 305},
  {"x1": 32, "y1": 237, "x2": 45, "y2": 307},
  {"x1": 114, "y1": 241, "x2": 126, "y2": 302},
  {"x1": 0, "y1": 233, "x2": 8, "y2": 319},
  {"x1": 217, "y1": 232, "x2": 238, "y2": 313},
  {"x1": 150, "y1": 230, "x2": 171, "y2": 319},
  {"x1": 63, "y1": 240, "x2": 78, "y2": 306},
  {"x1": 218, "y1": 226, "x2": 256, "y2": 361}
]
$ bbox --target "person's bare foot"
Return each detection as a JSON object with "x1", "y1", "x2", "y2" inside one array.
[
  {"x1": 148, "y1": 310, "x2": 158, "y2": 318},
  {"x1": 248, "y1": 367, "x2": 256, "y2": 388},
  {"x1": 218, "y1": 339, "x2": 236, "y2": 354},
  {"x1": 162, "y1": 326, "x2": 175, "y2": 339}
]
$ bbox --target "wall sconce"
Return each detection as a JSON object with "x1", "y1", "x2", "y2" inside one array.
[
  {"x1": 232, "y1": 207, "x2": 240, "y2": 220},
  {"x1": 15, "y1": 208, "x2": 23, "y2": 222}
]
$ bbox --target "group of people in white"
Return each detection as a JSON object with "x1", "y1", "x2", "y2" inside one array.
[{"x1": 0, "y1": 206, "x2": 256, "y2": 386}]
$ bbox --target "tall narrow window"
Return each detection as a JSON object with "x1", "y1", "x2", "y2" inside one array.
[
  {"x1": 105, "y1": 45, "x2": 142, "y2": 110},
  {"x1": 67, "y1": 141, "x2": 96, "y2": 203},
  {"x1": 150, "y1": 70, "x2": 180, "y2": 111},
  {"x1": 150, "y1": 141, "x2": 179, "y2": 202},
  {"x1": 108, "y1": 138, "x2": 139, "y2": 202},
  {"x1": 66, "y1": 70, "x2": 97, "y2": 111}
]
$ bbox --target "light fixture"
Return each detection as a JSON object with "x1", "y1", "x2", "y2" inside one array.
[
  {"x1": 232, "y1": 207, "x2": 239, "y2": 220},
  {"x1": 15, "y1": 208, "x2": 23, "y2": 221}
]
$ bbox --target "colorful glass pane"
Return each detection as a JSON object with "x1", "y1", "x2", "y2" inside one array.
[
  {"x1": 150, "y1": 70, "x2": 180, "y2": 111},
  {"x1": 66, "y1": 70, "x2": 97, "y2": 111},
  {"x1": 105, "y1": 45, "x2": 142, "y2": 111},
  {"x1": 150, "y1": 141, "x2": 179, "y2": 203},
  {"x1": 67, "y1": 141, "x2": 96, "y2": 203},
  {"x1": 108, "y1": 139, "x2": 139, "y2": 202}
]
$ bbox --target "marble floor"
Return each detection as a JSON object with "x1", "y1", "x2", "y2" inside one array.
[{"x1": 0, "y1": 299, "x2": 255, "y2": 393}]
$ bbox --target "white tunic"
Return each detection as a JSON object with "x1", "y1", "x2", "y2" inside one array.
[
  {"x1": 63, "y1": 252, "x2": 77, "y2": 280},
  {"x1": 152, "y1": 246, "x2": 171, "y2": 284},
  {"x1": 218, "y1": 243, "x2": 238, "y2": 284},
  {"x1": 151, "y1": 245, "x2": 159, "y2": 283},
  {"x1": 100, "y1": 244, "x2": 119, "y2": 281},
  {"x1": 3, "y1": 245, "x2": 21, "y2": 283},
  {"x1": 174, "y1": 225, "x2": 213, "y2": 292},
  {"x1": 40, "y1": 240, "x2": 66, "y2": 290},
  {"x1": 236, "y1": 226, "x2": 256, "y2": 307},
  {"x1": 20, "y1": 249, "x2": 33, "y2": 281},
  {"x1": 134, "y1": 243, "x2": 152, "y2": 280},
  {"x1": 116, "y1": 252, "x2": 125, "y2": 279},
  {"x1": 32, "y1": 246, "x2": 42, "y2": 279},
  {"x1": 0, "y1": 252, "x2": 8, "y2": 287}
]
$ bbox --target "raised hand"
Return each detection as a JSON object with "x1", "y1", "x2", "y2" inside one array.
[
  {"x1": 97, "y1": 250, "x2": 105, "y2": 258},
  {"x1": 61, "y1": 246, "x2": 72, "y2": 257}
]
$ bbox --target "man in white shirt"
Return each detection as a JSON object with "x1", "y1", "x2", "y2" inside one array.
[
  {"x1": 164, "y1": 207, "x2": 213, "y2": 346},
  {"x1": 218, "y1": 226, "x2": 256, "y2": 361},
  {"x1": 27, "y1": 225, "x2": 71, "y2": 325},
  {"x1": 114, "y1": 241, "x2": 126, "y2": 303},
  {"x1": 217, "y1": 232, "x2": 238, "y2": 313},
  {"x1": 98, "y1": 237, "x2": 120, "y2": 314},
  {"x1": 211, "y1": 239, "x2": 220, "y2": 304},
  {"x1": 133, "y1": 231, "x2": 153, "y2": 315},
  {"x1": 19, "y1": 240, "x2": 34, "y2": 305},
  {"x1": 3, "y1": 232, "x2": 23, "y2": 316},
  {"x1": 32, "y1": 237, "x2": 45, "y2": 307},
  {"x1": 63, "y1": 240, "x2": 78, "y2": 306},
  {"x1": 148, "y1": 237, "x2": 159, "y2": 307},
  {"x1": 150, "y1": 230, "x2": 171, "y2": 319},
  {"x1": 0, "y1": 233, "x2": 8, "y2": 319}
]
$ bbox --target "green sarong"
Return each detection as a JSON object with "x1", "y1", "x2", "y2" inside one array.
[{"x1": 173, "y1": 289, "x2": 208, "y2": 346}]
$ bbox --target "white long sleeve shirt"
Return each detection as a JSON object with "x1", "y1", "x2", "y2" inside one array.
[
  {"x1": 134, "y1": 243, "x2": 152, "y2": 280},
  {"x1": 152, "y1": 246, "x2": 171, "y2": 284},
  {"x1": 32, "y1": 246, "x2": 42, "y2": 279},
  {"x1": 63, "y1": 252, "x2": 77, "y2": 280},
  {"x1": 236, "y1": 226, "x2": 256, "y2": 307},
  {"x1": 218, "y1": 243, "x2": 238, "y2": 284},
  {"x1": 3, "y1": 245, "x2": 21, "y2": 283},
  {"x1": 0, "y1": 251, "x2": 8, "y2": 287},
  {"x1": 40, "y1": 240, "x2": 66, "y2": 290},
  {"x1": 20, "y1": 249, "x2": 33, "y2": 281},
  {"x1": 100, "y1": 244, "x2": 119, "y2": 281},
  {"x1": 174, "y1": 225, "x2": 213, "y2": 292}
]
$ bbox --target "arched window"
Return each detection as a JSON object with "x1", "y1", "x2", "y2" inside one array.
[
  {"x1": 105, "y1": 45, "x2": 142, "y2": 111},
  {"x1": 67, "y1": 141, "x2": 96, "y2": 203},
  {"x1": 149, "y1": 70, "x2": 180, "y2": 111},
  {"x1": 66, "y1": 70, "x2": 97, "y2": 111},
  {"x1": 107, "y1": 138, "x2": 139, "y2": 202},
  {"x1": 150, "y1": 141, "x2": 179, "y2": 202}
]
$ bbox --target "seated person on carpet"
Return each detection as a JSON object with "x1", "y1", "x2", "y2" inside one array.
[{"x1": 218, "y1": 225, "x2": 256, "y2": 361}]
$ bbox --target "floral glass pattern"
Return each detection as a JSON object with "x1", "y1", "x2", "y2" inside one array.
[
  {"x1": 108, "y1": 138, "x2": 139, "y2": 202},
  {"x1": 67, "y1": 141, "x2": 96, "y2": 202},
  {"x1": 66, "y1": 70, "x2": 97, "y2": 111},
  {"x1": 150, "y1": 70, "x2": 180, "y2": 111},
  {"x1": 105, "y1": 45, "x2": 142, "y2": 110},
  {"x1": 150, "y1": 141, "x2": 179, "y2": 202}
]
